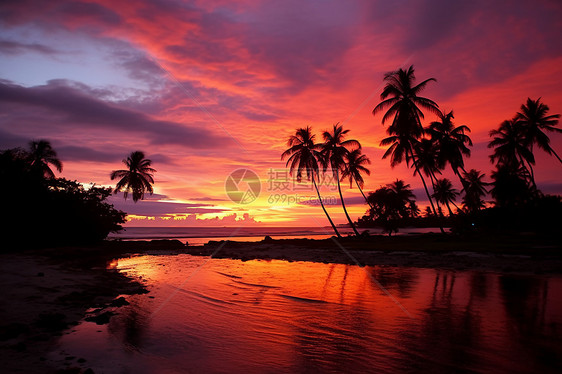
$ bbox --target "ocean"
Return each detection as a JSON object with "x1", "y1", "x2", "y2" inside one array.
[{"x1": 108, "y1": 226, "x2": 446, "y2": 246}]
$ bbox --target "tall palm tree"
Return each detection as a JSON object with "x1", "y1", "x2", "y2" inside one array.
[
  {"x1": 321, "y1": 123, "x2": 361, "y2": 236},
  {"x1": 516, "y1": 97, "x2": 562, "y2": 164},
  {"x1": 488, "y1": 119, "x2": 535, "y2": 186},
  {"x1": 28, "y1": 140, "x2": 63, "y2": 179},
  {"x1": 432, "y1": 178, "x2": 459, "y2": 216},
  {"x1": 282, "y1": 127, "x2": 341, "y2": 237},
  {"x1": 340, "y1": 148, "x2": 372, "y2": 207},
  {"x1": 461, "y1": 169, "x2": 488, "y2": 213},
  {"x1": 111, "y1": 151, "x2": 156, "y2": 202},
  {"x1": 373, "y1": 65, "x2": 443, "y2": 232},
  {"x1": 426, "y1": 110, "x2": 472, "y2": 185}
]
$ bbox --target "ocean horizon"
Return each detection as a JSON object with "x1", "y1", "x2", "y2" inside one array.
[{"x1": 108, "y1": 226, "x2": 446, "y2": 245}]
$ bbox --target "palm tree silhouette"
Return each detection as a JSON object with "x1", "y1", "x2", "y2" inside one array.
[
  {"x1": 461, "y1": 169, "x2": 488, "y2": 213},
  {"x1": 111, "y1": 151, "x2": 156, "y2": 202},
  {"x1": 426, "y1": 110, "x2": 472, "y2": 185},
  {"x1": 341, "y1": 148, "x2": 372, "y2": 207},
  {"x1": 516, "y1": 97, "x2": 562, "y2": 164},
  {"x1": 432, "y1": 178, "x2": 459, "y2": 216},
  {"x1": 28, "y1": 140, "x2": 63, "y2": 179},
  {"x1": 488, "y1": 119, "x2": 535, "y2": 187},
  {"x1": 321, "y1": 123, "x2": 361, "y2": 236},
  {"x1": 282, "y1": 127, "x2": 341, "y2": 237},
  {"x1": 373, "y1": 65, "x2": 443, "y2": 232},
  {"x1": 388, "y1": 179, "x2": 416, "y2": 218}
]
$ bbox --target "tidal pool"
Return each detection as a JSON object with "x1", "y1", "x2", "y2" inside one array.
[{"x1": 52, "y1": 254, "x2": 562, "y2": 373}]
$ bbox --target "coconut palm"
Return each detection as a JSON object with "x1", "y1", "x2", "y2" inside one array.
[
  {"x1": 111, "y1": 151, "x2": 156, "y2": 202},
  {"x1": 490, "y1": 164, "x2": 533, "y2": 208},
  {"x1": 461, "y1": 169, "x2": 488, "y2": 213},
  {"x1": 426, "y1": 110, "x2": 472, "y2": 184},
  {"x1": 28, "y1": 140, "x2": 63, "y2": 179},
  {"x1": 282, "y1": 127, "x2": 341, "y2": 237},
  {"x1": 321, "y1": 123, "x2": 361, "y2": 236},
  {"x1": 388, "y1": 179, "x2": 416, "y2": 219},
  {"x1": 432, "y1": 178, "x2": 459, "y2": 216},
  {"x1": 516, "y1": 97, "x2": 562, "y2": 164},
  {"x1": 488, "y1": 119, "x2": 535, "y2": 186},
  {"x1": 341, "y1": 148, "x2": 372, "y2": 207},
  {"x1": 373, "y1": 65, "x2": 443, "y2": 231}
]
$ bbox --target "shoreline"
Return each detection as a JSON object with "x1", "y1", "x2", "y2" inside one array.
[
  {"x1": 185, "y1": 233, "x2": 562, "y2": 274},
  {"x1": 2, "y1": 232, "x2": 561, "y2": 372}
]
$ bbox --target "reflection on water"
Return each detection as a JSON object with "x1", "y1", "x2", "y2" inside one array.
[{"x1": 53, "y1": 255, "x2": 562, "y2": 373}]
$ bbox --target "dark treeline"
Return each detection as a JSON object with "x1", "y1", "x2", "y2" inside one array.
[
  {"x1": 283, "y1": 65, "x2": 562, "y2": 236},
  {"x1": 0, "y1": 141, "x2": 155, "y2": 249}
]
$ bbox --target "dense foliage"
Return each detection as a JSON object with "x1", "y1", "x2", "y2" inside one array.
[{"x1": 0, "y1": 146, "x2": 126, "y2": 248}]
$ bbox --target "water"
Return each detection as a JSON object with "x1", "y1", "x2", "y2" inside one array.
[
  {"x1": 52, "y1": 255, "x2": 562, "y2": 373},
  {"x1": 108, "y1": 226, "x2": 447, "y2": 246}
]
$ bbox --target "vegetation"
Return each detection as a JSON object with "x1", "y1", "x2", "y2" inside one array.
[
  {"x1": 111, "y1": 151, "x2": 156, "y2": 202},
  {"x1": 0, "y1": 141, "x2": 127, "y2": 248}
]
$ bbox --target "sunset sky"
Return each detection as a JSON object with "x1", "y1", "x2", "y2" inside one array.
[{"x1": 1, "y1": 0, "x2": 561, "y2": 227}]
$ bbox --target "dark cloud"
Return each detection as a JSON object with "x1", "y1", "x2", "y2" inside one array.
[
  {"x1": 0, "y1": 80, "x2": 236, "y2": 149},
  {"x1": 0, "y1": 39, "x2": 60, "y2": 56},
  {"x1": 107, "y1": 194, "x2": 226, "y2": 217}
]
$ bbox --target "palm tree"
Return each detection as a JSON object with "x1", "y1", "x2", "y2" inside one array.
[
  {"x1": 373, "y1": 65, "x2": 443, "y2": 232},
  {"x1": 28, "y1": 140, "x2": 63, "y2": 179},
  {"x1": 321, "y1": 123, "x2": 361, "y2": 236},
  {"x1": 488, "y1": 119, "x2": 535, "y2": 186},
  {"x1": 490, "y1": 164, "x2": 533, "y2": 208},
  {"x1": 426, "y1": 110, "x2": 472, "y2": 184},
  {"x1": 111, "y1": 151, "x2": 156, "y2": 202},
  {"x1": 461, "y1": 169, "x2": 488, "y2": 213},
  {"x1": 282, "y1": 127, "x2": 341, "y2": 237},
  {"x1": 388, "y1": 179, "x2": 416, "y2": 219},
  {"x1": 341, "y1": 148, "x2": 372, "y2": 207},
  {"x1": 516, "y1": 97, "x2": 562, "y2": 164},
  {"x1": 432, "y1": 178, "x2": 459, "y2": 216}
]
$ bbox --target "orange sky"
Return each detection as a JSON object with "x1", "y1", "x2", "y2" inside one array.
[{"x1": 1, "y1": 0, "x2": 562, "y2": 227}]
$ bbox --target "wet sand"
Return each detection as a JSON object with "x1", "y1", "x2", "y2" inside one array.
[{"x1": 1, "y1": 233, "x2": 560, "y2": 372}]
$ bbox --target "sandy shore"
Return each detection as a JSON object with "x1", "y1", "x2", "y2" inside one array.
[{"x1": 0, "y1": 252, "x2": 147, "y2": 374}]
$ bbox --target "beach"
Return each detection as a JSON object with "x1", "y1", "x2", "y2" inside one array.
[{"x1": 1, "y1": 233, "x2": 561, "y2": 373}]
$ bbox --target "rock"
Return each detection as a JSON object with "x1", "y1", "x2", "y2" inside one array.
[
  {"x1": 85, "y1": 311, "x2": 115, "y2": 325},
  {"x1": 263, "y1": 235, "x2": 274, "y2": 242},
  {"x1": 109, "y1": 297, "x2": 129, "y2": 307}
]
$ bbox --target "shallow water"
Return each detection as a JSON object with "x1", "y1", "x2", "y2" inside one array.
[{"x1": 53, "y1": 255, "x2": 562, "y2": 373}]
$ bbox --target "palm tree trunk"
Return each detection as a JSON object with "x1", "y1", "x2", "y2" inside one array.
[
  {"x1": 356, "y1": 180, "x2": 374, "y2": 209},
  {"x1": 312, "y1": 174, "x2": 341, "y2": 238},
  {"x1": 408, "y1": 147, "x2": 444, "y2": 233},
  {"x1": 445, "y1": 201, "x2": 454, "y2": 216},
  {"x1": 551, "y1": 147, "x2": 562, "y2": 164},
  {"x1": 336, "y1": 169, "x2": 360, "y2": 236}
]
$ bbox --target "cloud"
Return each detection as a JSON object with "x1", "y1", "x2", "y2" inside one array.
[
  {"x1": 0, "y1": 39, "x2": 60, "y2": 56},
  {"x1": 0, "y1": 80, "x2": 236, "y2": 149},
  {"x1": 108, "y1": 194, "x2": 225, "y2": 217}
]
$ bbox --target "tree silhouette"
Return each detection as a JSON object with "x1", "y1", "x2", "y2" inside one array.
[
  {"x1": 373, "y1": 65, "x2": 443, "y2": 232},
  {"x1": 28, "y1": 140, "x2": 63, "y2": 179},
  {"x1": 111, "y1": 151, "x2": 156, "y2": 202},
  {"x1": 426, "y1": 110, "x2": 472, "y2": 185},
  {"x1": 282, "y1": 127, "x2": 341, "y2": 237},
  {"x1": 321, "y1": 123, "x2": 361, "y2": 236},
  {"x1": 365, "y1": 180, "x2": 416, "y2": 236},
  {"x1": 341, "y1": 148, "x2": 372, "y2": 207},
  {"x1": 516, "y1": 97, "x2": 562, "y2": 164},
  {"x1": 488, "y1": 119, "x2": 536, "y2": 187},
  {"x1": 461, "y1": 169, "x2": 488, "y2": 213},
  {"x1": 432, "y1": 178, "x2": 459, "y2": 216}
]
